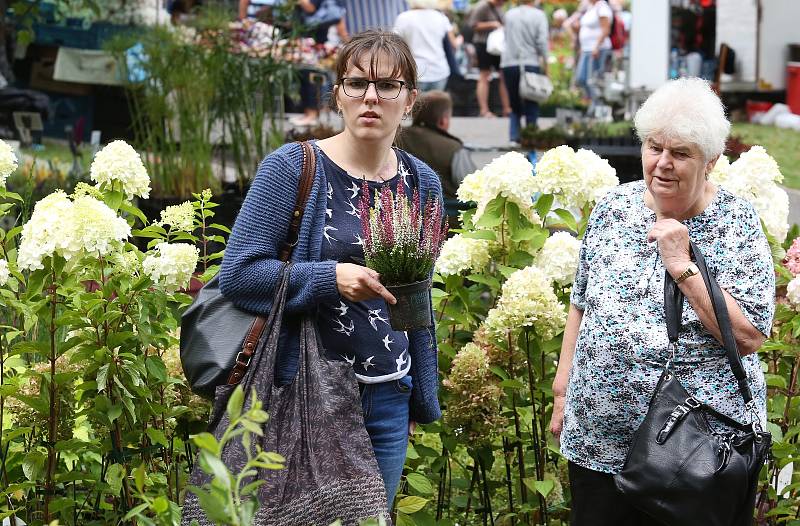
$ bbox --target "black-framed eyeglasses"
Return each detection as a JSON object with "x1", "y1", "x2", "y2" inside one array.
[{"x1": 340, "y1": 78, "x2": 408, "y2": 100}]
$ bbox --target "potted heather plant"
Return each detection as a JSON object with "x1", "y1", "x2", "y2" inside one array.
[{"x1": 359, "y1": 182, "x2": 448, "y2": 330}]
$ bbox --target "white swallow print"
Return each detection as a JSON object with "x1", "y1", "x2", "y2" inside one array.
[
  {"x1": 334, "y1": 301, "x2": 349, "y2": 316},
  {"x1": 333, "y1": 317, "x2": 354, "y2": 336},
  {"x1": 382, "y1": 334, "x2": 394, "y2": 352},
  {"x1": 352, "y1": 234, "x2": 365, "y2": 246},
  {"x1": 327, "y1": 182, "x2": 333, "y2": 200},
  {"x1": 342, "y1": 355, "x2": 355, "y2": 366},
  {"x1": 395, "y1": 350, "x2": 409, "y2": 372},
  {"x1": 361, "y1": 356, "x2": 375, "y2": 371},
  {"x1": 398, "y1": 162, "x2": 411, "y2": 187},
  {"x1": 345, "y1": 200, "x2": 360, "y2": 217},
  {"x1": 326, "y1": 207, "x2": 332, "y2": 219},
  {"x1": 368, "y1": 309, "x2": 390, "y2": 331},
  {"x1": 347, "y1": 181, "x2": 360, "y2": 199},
  {"x1": 323, "y1": 225, "x2": 338, "y2": 245}
]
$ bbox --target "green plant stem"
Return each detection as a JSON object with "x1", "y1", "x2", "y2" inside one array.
[
  {"x1": 464, "y1": 462, "x2": 479, "y2": 518},
  {"x1": 502, "y1": 437, "x2": 516, "y2": 526},
  {"x1": 524, "y1": 332, "x2": 547, "y2": 525},
  {"x1": 508, "y1": 331, "x2": 529, "y2": 520},
  {"x1": 436, "y1": 446, "x2": 448, "y2": 520},
  {"x1": 479, "y1": 456, "x2": 494, "y2": 525},
  {"x1": 44, "y1": 268, "x2": 58, "y2": 522}
]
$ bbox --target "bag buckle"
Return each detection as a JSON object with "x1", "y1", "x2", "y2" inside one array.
[
  {"x1": 685, "y1": 396, "x2": 701, "y2": 409},
  {"x1": 745, "y1": 400, "x2": 763, "y2": 433},
  {"x1": 665, "y1": 342, "x2": 678, "y2": 371},
  {"x1": 235, "y1": 351, "x2": 252, "y2": 367}
]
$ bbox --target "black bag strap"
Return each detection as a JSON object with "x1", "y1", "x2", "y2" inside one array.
[
  {"x1": 226, "y1": 141, "x2": 316, "y2": 385},
  {"x1": 487, "y1": 2, "x2": 503, "y2": 24},
  {"x1": 663, "y1": 241, "x2": 753, "y2": 406}
]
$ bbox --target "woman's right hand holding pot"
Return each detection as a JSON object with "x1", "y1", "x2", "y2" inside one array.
[{"x1": 336, "y1": 263, "x2": 397, "y2": 304}]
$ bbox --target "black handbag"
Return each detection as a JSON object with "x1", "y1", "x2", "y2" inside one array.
[
  {"x1": 180, "y1": 141, "x2": 316, "y2": 398},
  {"x1": 181, "y1": 265, "x2": 390, "y2": 525},
  {"x1": 614, "y1": 241, "x2": 771, "y2": 526}
]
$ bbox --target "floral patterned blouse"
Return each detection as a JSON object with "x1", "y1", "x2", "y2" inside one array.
[{"x1": 561, "y1": 180, "x2": 775, "y2": 474}]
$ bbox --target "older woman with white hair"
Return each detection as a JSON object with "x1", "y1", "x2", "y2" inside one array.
[{"x1": 549, "y1": 77, "x2": 774, "y2": 525}]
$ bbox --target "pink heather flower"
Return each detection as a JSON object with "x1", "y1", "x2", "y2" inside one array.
[{"x1": 786, "y1": 237, "x2": 800, "y2": 276}]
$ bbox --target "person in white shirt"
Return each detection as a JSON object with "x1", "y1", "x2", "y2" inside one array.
[
  {"x1": 394, "y1": 0, "x2": 457, "y2": 92},
  {"x1": 574, "y1": 0, "x2": 612, "y2": 107}
]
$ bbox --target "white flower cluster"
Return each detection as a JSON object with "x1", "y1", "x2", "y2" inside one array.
[
  {"x1": 143, "y1": 243, "x2": 199, "y2": 292},
  {"x1": 157, "y1": 201, "x2": 195, "y2": 232},
  {"x1": 484, "y1": 265, "x2": 567, "y2": 340},
  {"x1": 90, "y1": 140, "x2": 151, "y2": 199},
  {"x1": 0, "y1": 259, "x2": 9, "y2": 286},
  {"x1": 113, "y1": 251, "x2": 141, "y2": 276},
  {"x1": 707, "y1": 146, "x2": 789, "y2": 242},
  {"x1": 0, "y1": 139, "x2": 18, "y2": 187},
  {"x1": 707, "y1": 155, "x2": 730, "y2": 185},
  {"x1": 533, "y1": 146, "x2": 619, "y2": 209},
  {"x1": 17, "y1": 191, "x2": 132, "y2": 271},
  {"x1": 435, "y1": 234, "x2": 495, "y2": 276},
  {"x1": 535, "y1": 232, "x2": 582, "y2": 286},
  {"x1": 457, "y1": 152, "x2": 541, "y2": 225},
  {"x1": 787, "y1": 277, "x2": 800, "y2": 309}
]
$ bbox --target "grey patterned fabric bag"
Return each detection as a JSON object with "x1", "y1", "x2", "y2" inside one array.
[{"x1": 182, "y1": 265, "x2": 390, "y2": 525}]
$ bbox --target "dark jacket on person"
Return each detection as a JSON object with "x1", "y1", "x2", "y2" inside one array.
[{"x1": 397, "y1": 124, "x2": 475, "y2": 202}]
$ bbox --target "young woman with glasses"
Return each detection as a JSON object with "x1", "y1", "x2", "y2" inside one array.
[{"x1": 219, "y1": 30, "x2": 444, "y2": 507}]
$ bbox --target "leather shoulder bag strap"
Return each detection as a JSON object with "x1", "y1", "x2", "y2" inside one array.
[
  {"x1": 690, "y1": 240, "x2": 754, "y2": 405},
  {"x1": 227, "y1": 141, "x2": 317, "y2": 385}
]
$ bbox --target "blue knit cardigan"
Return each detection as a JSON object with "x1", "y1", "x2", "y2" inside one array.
[{"x1": 219, "y1": 141, "x2": 443, "y2": 424}]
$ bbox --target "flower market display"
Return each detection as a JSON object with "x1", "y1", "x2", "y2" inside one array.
[{"x1": 0, "y1": 136, "x2": 799, "y2": 525}]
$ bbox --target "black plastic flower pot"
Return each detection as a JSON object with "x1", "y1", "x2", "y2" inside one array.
[{"x1": 385, "y1": 278, "x2": 433, "y2": 331}]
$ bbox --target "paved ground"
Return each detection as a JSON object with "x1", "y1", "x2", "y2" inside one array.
[{"x1": 288, "y1": 113, "x2": 800, "y2": 226}]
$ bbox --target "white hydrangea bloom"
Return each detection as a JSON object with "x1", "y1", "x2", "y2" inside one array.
[
  {"x1": 435, "y1": 234, "x2": 495, "y2": 276},
  {"x1": 0, "y1": 139, "x2": 18, "y2": 186},
  {"x1": 710, "y1": 146, "x2": 789, "y2": 242},
  {"x1": 457, "y1": 151, "x2": 541, "y2": 225},
  {"x1": 787, "y1": 276, "x2": 800, "y2": 308},
  {"x1": 0, "y1": 259, "x2": 9, "y2": 286},
  {"x1": 533, "y1": 146, "x2": 619, "y2": 209},
  {"x1": 575, "y1": 149, "x2": 619, "y2": 204},
  {"x1": 90, "y1": 140, "x2": 151, "y2": 199},
  {"x1": 143, "y1": 242, "x2": 199, "y2": 292},
  {"x1": 536, "y1": 231, "x2": 581, "y2": 286},
  {"x1": 112, "y1": 251, "x2": 141, "y2": 276},
  {"x1": 707, "y1": 155, "x2": 730, "y2": 186},
  {"x1": 484, "y1": 265, "x2": 567, "y2": 340},
  {"x1": 157, "y1": 201, "x2": 195, "y2": 232},
  {"x1": 65, "y1": 196, "x2": 132, "y2": 260},
  {"x1": 17, "y1": 191, "x2": 76, "y2": 270},
  {"x1": 17, "y1": 192, "x2": 130, "y2": 270}
]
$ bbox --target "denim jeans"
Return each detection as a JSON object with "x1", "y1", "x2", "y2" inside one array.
[
  {"x1": 575, "y1": 49, "x2": 610, "y2": 104},
  {"x1": 501, "y1": 65, "x2": 541, "y2": 142},
  {"x1": 418, "y1": 78, "x2": 449, "y2": 92},
  {"x1": 360, "y1": 375, "x2": 412, "y2": 506}
]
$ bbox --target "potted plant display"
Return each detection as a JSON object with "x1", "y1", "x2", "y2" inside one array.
[{"x1": 359, "y1": 182, "x2": 448, "y2": 330}]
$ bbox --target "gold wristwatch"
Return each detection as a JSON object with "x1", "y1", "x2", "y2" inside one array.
[{"x1": 674, "y1": 263, "x2": 699, "y2": 284}]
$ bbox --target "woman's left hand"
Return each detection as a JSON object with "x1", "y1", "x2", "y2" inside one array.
[
  {"x1": 647, "y1": 218, "x2": 691, "y2": 276},
  {"x1": 409, "y1": 420, "x2": 416, "y2": 436}
]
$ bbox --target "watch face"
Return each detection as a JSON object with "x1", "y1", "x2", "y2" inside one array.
[{"x1": 689, "y1": 263, "x2": 699, "y2": 275}]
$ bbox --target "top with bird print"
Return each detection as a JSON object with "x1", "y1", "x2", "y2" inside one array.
[{"x1": 316, "y1": 149, "x2": 414, "y2": 383}]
